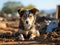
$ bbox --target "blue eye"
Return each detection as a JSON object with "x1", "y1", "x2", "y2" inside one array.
[{"x1": 26, "y1": 10, "x2": 29, "y2": 15}]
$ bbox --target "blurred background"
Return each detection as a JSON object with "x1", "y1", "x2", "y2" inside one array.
[
  {"x1": 0, "y1": 0, "x2": 60, "y2": 20},
  {"x1": 0, "y1": 0, "x2": 60, "y2": 44}
]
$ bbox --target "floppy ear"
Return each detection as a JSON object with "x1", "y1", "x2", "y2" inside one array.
[
  {"x1": 30, "y1": 8, "x2": 39, "y2": 15},
  {"x1": 18, "y1": 8, "x2": 25, "y2": 17}
]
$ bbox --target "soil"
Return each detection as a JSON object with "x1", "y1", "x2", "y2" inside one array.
[{"x1": 0, "y1": 21, "x2": 60, "y2": 45}]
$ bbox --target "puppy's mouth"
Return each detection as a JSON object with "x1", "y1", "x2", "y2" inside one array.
[{"x1": 24, "y1": 24, "x2": 32, "y2": 30}]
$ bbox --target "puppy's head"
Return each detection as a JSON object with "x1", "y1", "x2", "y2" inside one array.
[{"x1": 18, "y1": 8, "x2": 39, "y2": 30}]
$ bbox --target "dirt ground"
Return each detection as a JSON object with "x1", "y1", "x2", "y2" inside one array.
[{"x1": 0, "y1": 21, "x2": 60, "y2": 45}]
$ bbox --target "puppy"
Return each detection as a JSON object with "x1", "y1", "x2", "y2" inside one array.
[{"x1": 18, "y1": 8, "x2": 40, "y2": 40}]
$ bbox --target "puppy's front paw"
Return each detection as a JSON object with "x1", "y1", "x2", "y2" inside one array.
[
  {"x1": 29, "y1": 34, "x2": 36, "y2": 40},
  {"x1": 17, "y1": 34, "x2": 25, "y2": 41}
]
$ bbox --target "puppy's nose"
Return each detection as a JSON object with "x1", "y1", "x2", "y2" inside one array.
[{"x1": 26, "y1": 21, "x2": 28, "y2": 24}]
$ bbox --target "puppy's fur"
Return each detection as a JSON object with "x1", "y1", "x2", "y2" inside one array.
[{"x1": 18, "y1": 8, "x2": 40, "y2": 40}]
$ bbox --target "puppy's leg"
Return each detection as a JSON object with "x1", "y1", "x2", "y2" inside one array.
[
  {"x1": 36, "y1": 30, "x2": 40, "y2": 37},
  {"x1": 17, "y1": 34, "x2": 25, "y2": 40},
  {"x1": 29, "y1": 34, "x2": 36, "y2": 40},
  {"x1": 29, "y1": 30, "x2": 40, "y2": 40},
  {"x1": 17, "y1": 29, "x2": 25, "y2": 40}
]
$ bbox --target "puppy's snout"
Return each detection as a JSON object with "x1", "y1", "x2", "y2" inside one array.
[{"x1": 26, "y1": 21, "x2": 28, "y2": 24}]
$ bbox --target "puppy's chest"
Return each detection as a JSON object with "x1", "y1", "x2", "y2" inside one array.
[
  {"x1": 25, "y1": 31, "x2": 29, "y2": 35},
  {"x1": 24, "y1": 30, "x2": 36, "y2": 34},
  {"x1": 23, "y1": 29, "x2": 36, "y2": 38},
  {"x1": 19, "y1": 28, "x2": 36, "y2": 34}
]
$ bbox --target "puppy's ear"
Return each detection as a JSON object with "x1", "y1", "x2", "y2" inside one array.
[
  {"x1": 18, "y1": 8, "x2": 25, "y2": 17},
  {"x1": 30, "y1": 8, "x2": 39, "y2": 15}
]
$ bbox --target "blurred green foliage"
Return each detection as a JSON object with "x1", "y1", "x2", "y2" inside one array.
[
  {"x1": 25, "y1": 4, "x2": 35, "y2": 10},
  {"x1": 2, "y1": 1, "x2": 24, "y2": 14},
  {"x1": 2, "y1": 1, "x2": 35, "y2": 14}
]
